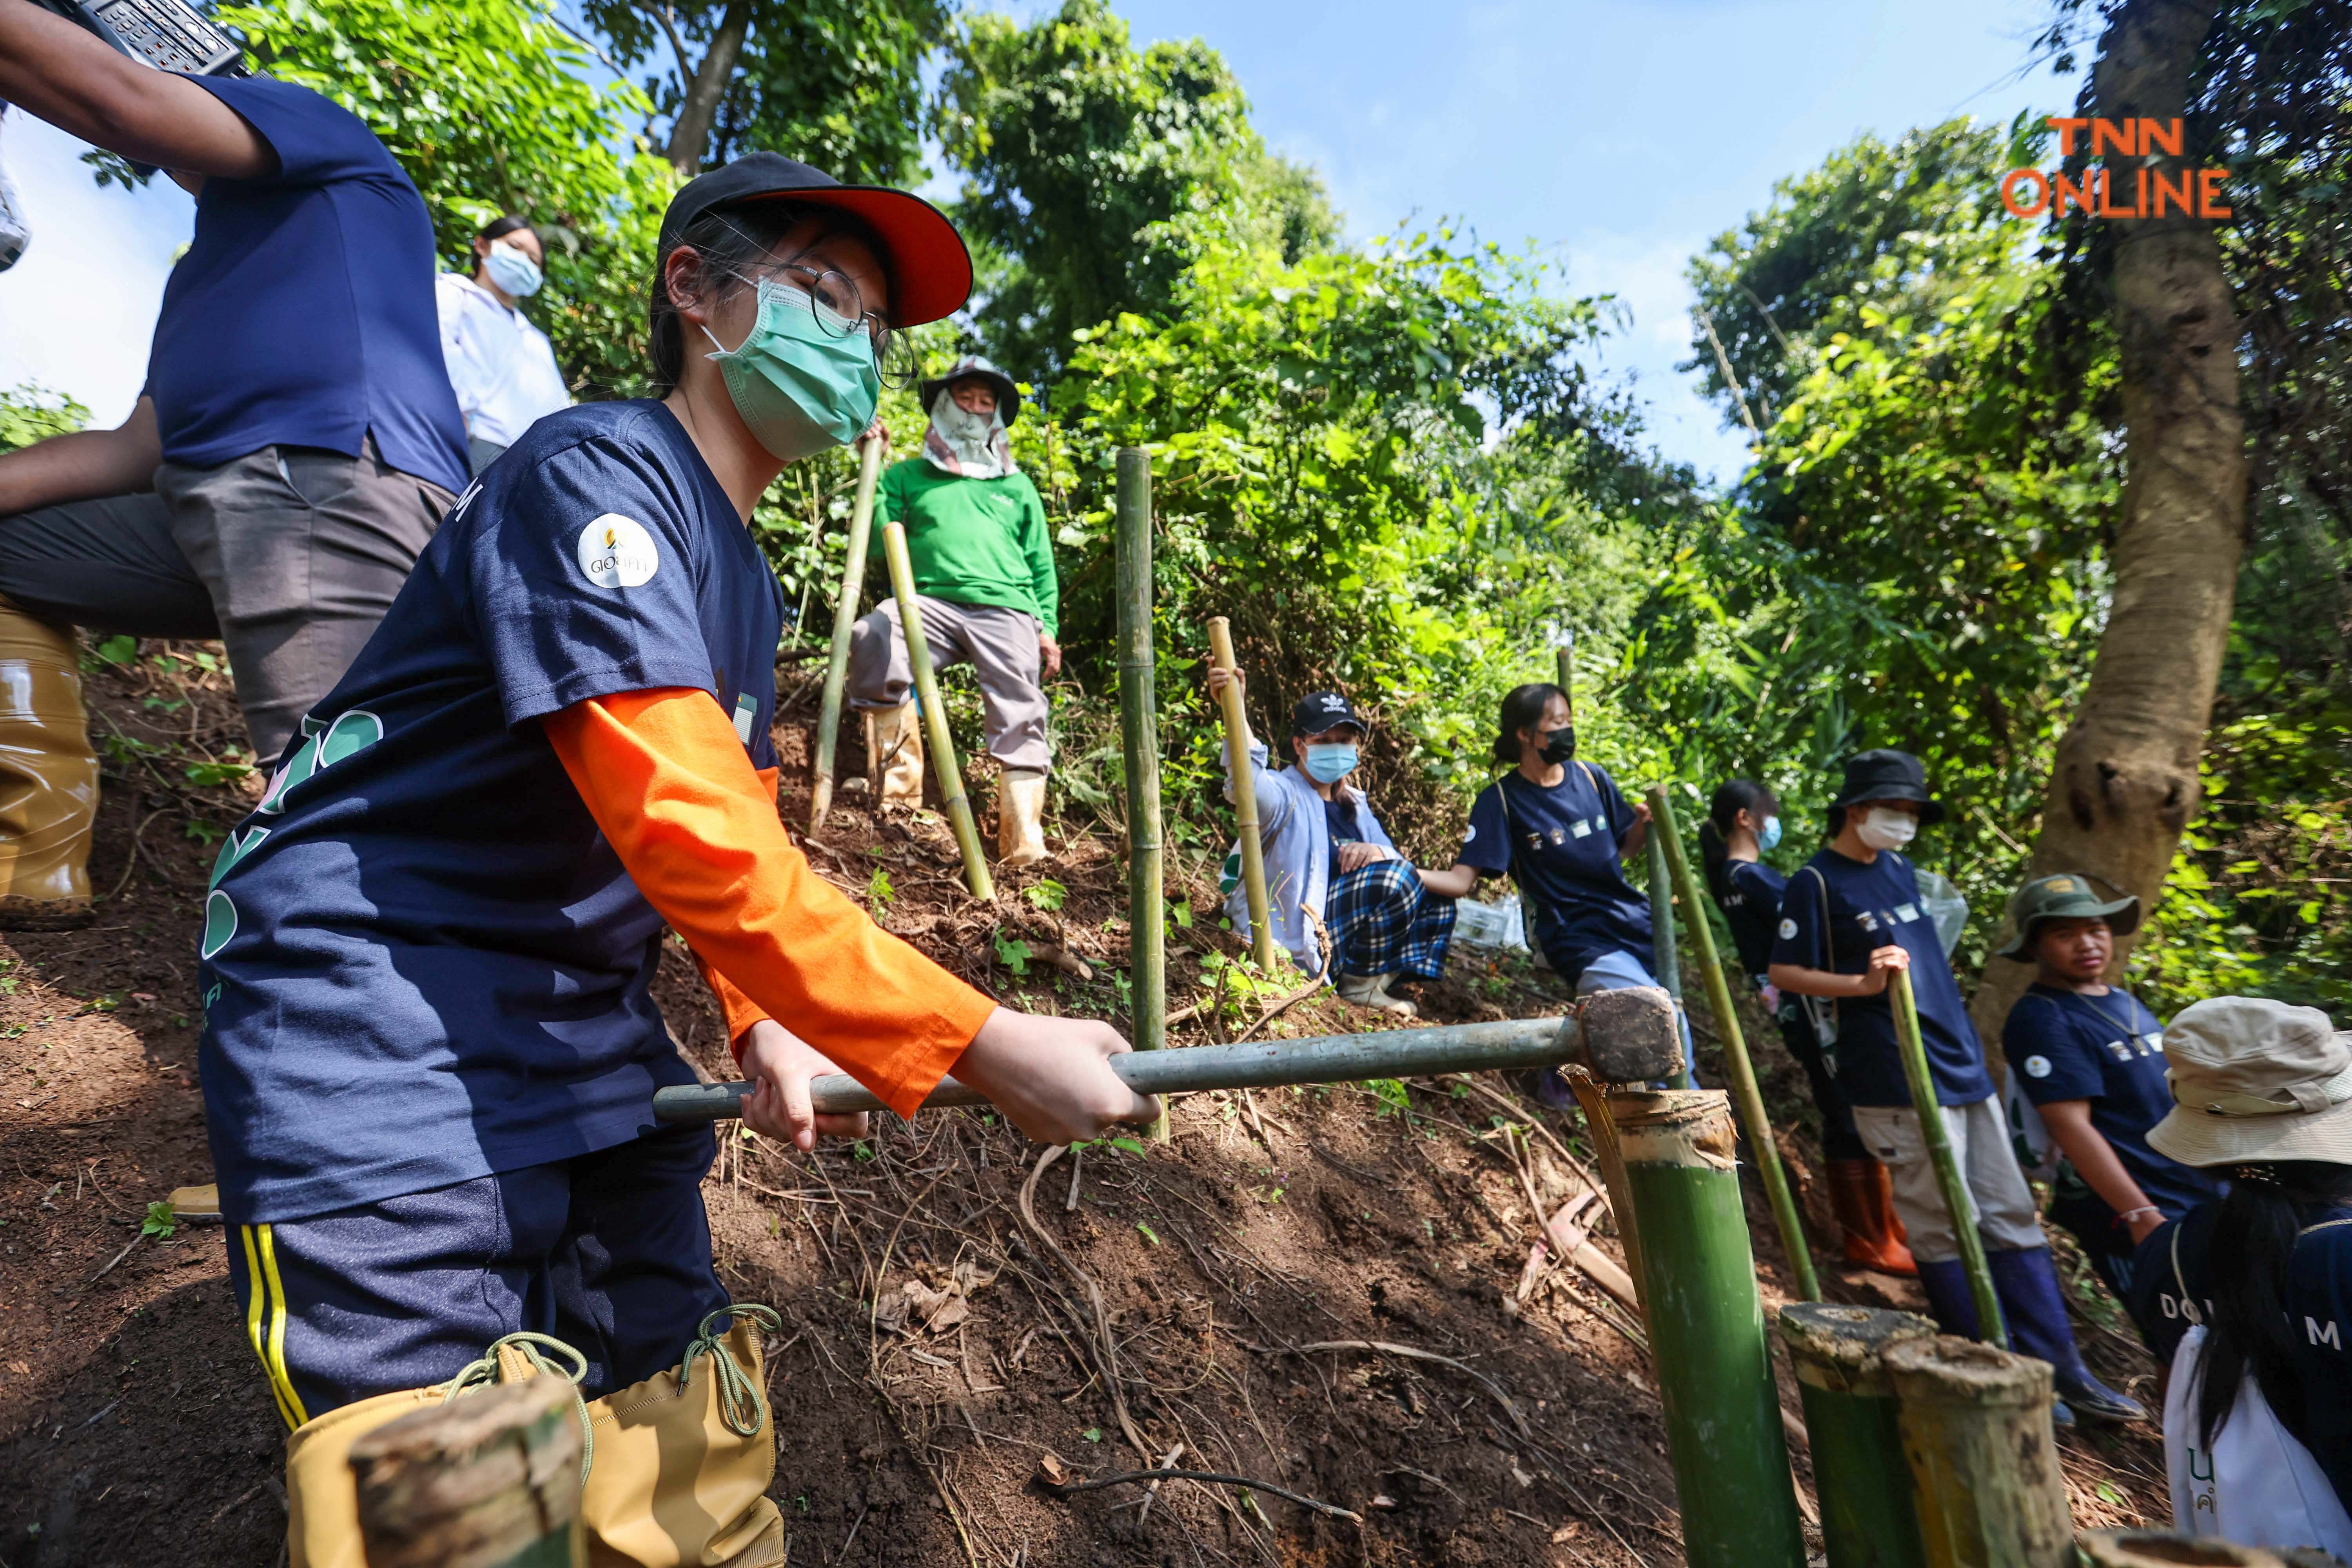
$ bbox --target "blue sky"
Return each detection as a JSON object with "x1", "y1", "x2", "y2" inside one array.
[{"x1": 0, "y1": 0, "x2": 2069, "y2": 484}]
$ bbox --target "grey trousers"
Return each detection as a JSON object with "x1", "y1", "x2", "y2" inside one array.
[
  {"x1": 1851, "y1": 1096, "x2": 2048, "y2": 1263},
  {"x1": 847, "y1": 594, "x2": 1050, "y2": 772},
  {"x1": 0, "y1": 441, "x2": 452, "y2": 763}
]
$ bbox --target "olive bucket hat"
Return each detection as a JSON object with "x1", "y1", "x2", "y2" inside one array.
[
  {"x1": 1994, "y1": 872, "x2": 2141, "y2": 961},
  {"x1": 2145, "y1": 997, "x2": 2352, "y2": 1169}
]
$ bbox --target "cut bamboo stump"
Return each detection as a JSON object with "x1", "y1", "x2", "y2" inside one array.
[
  {"x1": 1611, "y1": 1088, "x2": 1806, "y2": 1568},
  {"x1": 2078, "y1": 1532, "x2": 2344, "y2": 1567},
  {"x1": 1114, "y1": 448, "x2": 1166, "y2": 1140},
  {"x1": 349, "y1": 1376, "x2": 584, "y2": 1568},
  {"x1": 1780, "y1": 1302, "x2": 1936, "y2": 1568},
  {"x1": 1883, "y1": 1335, "x2": 2071, "y2": 1568}
]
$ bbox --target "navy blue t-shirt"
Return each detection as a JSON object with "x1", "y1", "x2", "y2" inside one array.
[
  {"x1": 1325, "y1": 793, "x2": 1359, "y2": 856},
  {"x1": 1717, "y1": 858, "x2": 1786, "y2": 980},
  {"x1": 2002, "y1": 985, "x2": 2225, "y2": 1220},
  {"x1": 197, "y1": 402, "x2": 780, "y2": 1223},
  {"x1": 1459, "y1": 764, "x2": 1651, "y2": 981},
  {"x1": 1769, "y1": 848, "x2": 1992, "y2": 1108},
  {"x1": 2130, "y1": 1202, "x2": 2352, "y2": 1509},
  {"x1": 147, "y1": 76, "x2": 467, "y2": 493}
]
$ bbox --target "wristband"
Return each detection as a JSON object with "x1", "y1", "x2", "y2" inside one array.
[{"x1": 2116, "y1": 1205, "x2": 2159, "y2": 1228}]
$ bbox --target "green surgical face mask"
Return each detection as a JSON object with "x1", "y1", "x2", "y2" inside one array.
[{"x1": 700, "y1": 277, "x2": 880, "y2": 463}]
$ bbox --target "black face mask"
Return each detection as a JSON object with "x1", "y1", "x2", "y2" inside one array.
[{"x1": 1538, "y1": 726, "x2": 1577, "y2": 765}]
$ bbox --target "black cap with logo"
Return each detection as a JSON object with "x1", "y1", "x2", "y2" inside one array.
[{"x1": 1290, "y1": 691, "x2": 1365, "y2": 738}]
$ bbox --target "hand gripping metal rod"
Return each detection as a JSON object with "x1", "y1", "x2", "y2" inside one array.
[{"x1": 654, "y1": 1015, "x2": 1589, "y2": 1124}]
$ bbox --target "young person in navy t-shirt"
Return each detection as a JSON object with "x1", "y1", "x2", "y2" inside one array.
[
  {"x1": 1423, "y1": 682, "x2": 1682, "y2": 1103},
  {"x1": 196, "y1": 154, "x2": 1157, "y2": 1553},
  {"x1": 0, "y1": 7, "x2": 471, "y2": 929},
  {"x1": 1769, "y1": 749, "x2": 2142, "y2": 1424},
  {"x1": 1997, "y1": 873, "x2": 2223, "y2": 1301},
  {"x1": 1700, "y1": 777, "x2": 1912, "y2": 1274}
]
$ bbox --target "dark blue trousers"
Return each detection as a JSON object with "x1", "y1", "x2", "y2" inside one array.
[{"x1": 226, "y1": 1123, "x2": 728, "y2": 1428}]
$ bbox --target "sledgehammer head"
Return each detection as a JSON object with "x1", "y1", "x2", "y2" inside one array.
[{"x1": 1566, "y1": 986, "x2": 1682, "y2": 1083}]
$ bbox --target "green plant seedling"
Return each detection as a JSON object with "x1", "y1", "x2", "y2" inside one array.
[{"x1": 141, "y1": 1200, "x2": 177, "y2": 1239}]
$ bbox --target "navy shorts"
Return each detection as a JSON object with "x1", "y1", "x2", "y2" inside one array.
[{"x1": 225, "y1": 1123, "x2": 728, "y2": 1429}]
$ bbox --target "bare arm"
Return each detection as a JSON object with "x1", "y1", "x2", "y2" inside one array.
[
  {"x1": 1417, "y1": 861, "x2": 1479, "y2": 899},
  {"x1": 0, "y1": 397, "x2": 161, "y2": 514},
  {"x1": 1618, "y1": 798, "x2": 1650, "y2": 861},
  {"x1": 1769, "y1": 943, "x2": 1909, "y2": 1000},
  {"x1": 0, "y1": 0, "x2": 272, "y2": 178},
  {"x1": 2036, "y1": 1099, "x2": 2163, "y2": 1243}
]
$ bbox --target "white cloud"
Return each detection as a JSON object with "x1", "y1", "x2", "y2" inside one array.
[{"x1": 0, "y1": 111, "x2": 191, "y2": 426}]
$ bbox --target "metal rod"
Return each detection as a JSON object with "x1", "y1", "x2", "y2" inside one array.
[
  {"x1": 1206, "y1": 615, "x2": 1277, "y2": 972},
  {"x1": 1115, "y1": 447, "x2": 1167, "y2": 1139},
  {"x1": 654, "y1": 1016, "x2": 1579, "y2": 1123},
  {"x1": 1612, "y1": 1089, "x2": 1806, "y2": 1568},
  {"x1": 1889, "y1": 967, "x2": 2007, "y2": 1346},
  {"x1": 1779, "y1": 1303, "x2": 1933, "y2": 1568},
  {"x1": 1646, "y1": 831, "x2": 1694, "y2": 1089},
  {"x1": 1646, "y1": 785, "x2": 1820, "y2": 1300},
  {"x1": 809, "y1": 434, "x2": 884, "y2": 833},
  {"x1": 878, "y1": 518, "x2": 993, "y2": 900}
]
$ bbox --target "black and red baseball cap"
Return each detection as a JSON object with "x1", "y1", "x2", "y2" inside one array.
[{"x1": 659, "y1": 151, "x2": 973, "y2": 328}]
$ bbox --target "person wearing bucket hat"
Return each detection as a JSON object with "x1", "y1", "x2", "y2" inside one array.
[
  {"x1": 1771, "y1": 750, "x2": 2144, "y2": 1423},
  {"x1": 2125, "y1": 998, "x2": 2352, "y2": 1546},
  {"x1": 1998, "y1": 873, "x2": 2225, "y2": 1300},
  {"x1": 196, "y1": 152, "x2": 1158, "y2": 1566},
  {"x1": 848, "y1": 354, "x2": 1060, "y2": 866}
]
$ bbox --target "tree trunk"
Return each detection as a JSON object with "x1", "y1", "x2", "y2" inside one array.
[
  {"x1": 663, "y1": 0, "x2": 752, "y2": 177},
  {"x1": 1969, "y1": 0, "x2": 2245, "y2": 1045}
]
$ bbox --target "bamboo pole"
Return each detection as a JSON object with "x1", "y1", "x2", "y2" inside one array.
[
  {"x1": 1553, "y1": 632, "x2": 1575, "y2": 705},
  {"x1": 1645, "y1": 785, "x2": 1820, "y2": 1300},
  {"x1": 1645, "y1": 833, "x2": 1695, "y2": 1089},
  {"x1": 1883, "y1": 1336, "x2": 2072, "y2": 1568},
  {"x1": 1116, "y1": 448, "x2": 1167, "y2": 1139},
  {"x1": 808, "y1": 433, "x2": 885, "y2": 833},
  {"x1": 1205, "y1": 616, "x2": 1277, "y2": 972},
  {"x1": 349, "y1": 1375, "x2": 585, "y2": 1568},
  {"x1": 1610, "y1": 1089, "x2": 1806, "y2": 1568},
  {"x1": 879, "y1": 519, "x2": 993, "y2": 899},
  {"x1": 1779, "y1": 1303, "x2": 1934, "y2": 1568},
  {"x1": 1888, "y1": 969, "x2": 2006, "y2": 1345}
]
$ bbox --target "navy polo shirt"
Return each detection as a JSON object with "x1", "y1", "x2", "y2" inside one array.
[
  {"x1": 2002, "y1": 985, "x2": 2225, "y2": 1219},
  {"x1": 1459, "y1": 763, "x2": 1652, "y2": 982},
  {"x1": 146, "y1": 76, "x2": 467, "y2": 493},
  {"x1": 1718, "y1": 858, "x2": 1787, "y2": 979},
  {"x1": 197, "y1": 402, "x2": 781, "y2": 1223},
  {"x1": 1769, "y1": 847, "x2": 1993, "y2": 1108}
]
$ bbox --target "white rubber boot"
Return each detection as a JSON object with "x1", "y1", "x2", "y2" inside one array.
[
  {"x1": 1335, "y1": 973, "x2": 1416, "y2": 1018},
  {"x1": 867, "y1": 702, "x2": 924, "y2": 808},
  {"x1": 997, "y1": 768, "x2": 1048, "y2": 867}
]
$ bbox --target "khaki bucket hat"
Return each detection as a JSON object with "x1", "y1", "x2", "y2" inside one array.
[{"x1": 2145, "y1": 996, "x2": 2352, "y2": 1169}]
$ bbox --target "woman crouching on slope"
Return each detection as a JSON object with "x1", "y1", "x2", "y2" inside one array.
[{"x1": 197, "y1": 154, "x2": 1154, "y2": 1566}]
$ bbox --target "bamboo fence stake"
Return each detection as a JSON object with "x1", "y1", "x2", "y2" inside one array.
[
  {"x1": 1116, "y1": 448, "x2": 1167, "y2": 1139},
  {"x1": 1565, "y1": 1069, "x2": 1650, "y2": 1327},
  {"x1": 2078, "y1": 1534, "x2": 2312, "y2": 1567},
  {"x1": 809, "y1": 432, "x2": 885, "y2": 833},
  {"x1": 1206, "y1": 616, "x2": 1276, "y2": 972},
  {"x1": 1645, "y1": 832, "x2": 1695, "y2": 1089},
  {"x1": 1888, "y1": 968, "x2": 2006, "y2": 1344},
  {"x1": 1646, "y1": 785, "x2": 1820, "y2": 1300},
  {"x1": 1883, "y1": 1336, "x2": 2071, "y2": 1568},
  {"x1": 1779, "y1": 1302, "x2": 1935, "y2": 1568},
  {"x1": 879, "y1": 519, "x2": 993, "y2": 899},
  {"x1": 349, "y1": 1375, "x2": 585, "y2": 1568},
  {"x1": 1610, "y1": 1088, "x2": 1806, "y2": 1568}
]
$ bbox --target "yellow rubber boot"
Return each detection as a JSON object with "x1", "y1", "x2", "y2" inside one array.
[
  {"x1": 996, "y1": 767, "x2": 1047, "y2": 866},
  {"x1": 0, "y1": 603, "x2": 96, "y2": 929},
  {"x1": 868, "y1": 701, "x2": 925, "y2": 809}
]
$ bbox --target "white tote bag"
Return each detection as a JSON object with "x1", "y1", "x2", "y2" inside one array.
[{"x1": 2162, "y1": 1231, "x2": 2352, "y2": 1554}]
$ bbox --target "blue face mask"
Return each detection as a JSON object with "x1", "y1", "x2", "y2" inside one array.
[
  {"x1": 701, "y1": 277, "x2": 881, "y2": 463},
  {"x1": 1758, "y1": 815, "x2": 1783, "y2": 852},
  {"x1": 1302, "y1": 742, "x2": 1359, "y2": 784},
  {"x1": 483, "y1": 239, "x2": 544, "y2": 299}
]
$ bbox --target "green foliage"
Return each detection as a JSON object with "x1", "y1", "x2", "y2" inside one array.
[
  {"x1": 992, "y1": 928, "x2": 1031, "y2": 977},
  {"x1": 141, "y1": 1200, "x2": 178, "y2": 1239},
  {"x1": 1024, "y1": 878, "x2": 1068, "y2": 912},
  {"x1": 0, "y1": 383, "x2": 89, "y2": 453},
  {"x1": 865, "y1": 868, "x2": 894, "y2": 910}
]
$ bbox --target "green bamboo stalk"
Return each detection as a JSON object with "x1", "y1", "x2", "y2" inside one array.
[
  {"x1": 1646, "y1": 834, "x2": 1695, "y2": 1089},
  {"x1": 808, "y1": 434, "x2": 885, "y2": 833},
  {"x1": 1206, "y1": 616, "x2": 1277, "y2": 972},
  {"x1": 1115, "y1": 448, "x2": 1167, "y2": 1140},
  {"x1": 878, "y1": 520, "x2": 992, "y2": 900},
  {"x1": 1779, "y1": 1302, "x2": 1935, "y2": 1568},
  {"x1": 1611, "y1": 1089, "x2": 1806, "y2": 1568},
  {"x1": 1645, "y1": 786, "x2": 1820, "y2": 1301},
  {"x1": 1553, "y1": 634, "x2": 1575, "y2": 701},
  {"x1": 1884, "y1": 1336, "x2": 2072, "y2": 1566},
  {"x1": 1888, "y1": 969, "x2": 2006, "y2": 1346}
]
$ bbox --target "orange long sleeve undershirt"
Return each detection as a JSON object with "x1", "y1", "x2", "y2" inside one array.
[{"x1": 543, "y1": 687, "x2": 993, "y2": 1120}]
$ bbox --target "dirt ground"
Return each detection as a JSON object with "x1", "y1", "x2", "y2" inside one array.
[{"x1": 0, "y1": 642, "x2": 2170, "y2": 1567}]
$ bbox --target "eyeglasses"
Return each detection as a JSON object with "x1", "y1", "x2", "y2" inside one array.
[{"x1": 743, "y1": 262, "x2": 920, "y2": 388}]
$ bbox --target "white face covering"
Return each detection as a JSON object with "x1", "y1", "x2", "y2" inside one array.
[
  {"x1": 922, "y1": 388, "x2": 1014, "y2": 479},
  {"x1": 1856, "y1": 805, "x2": 1919, "y2": 852}
]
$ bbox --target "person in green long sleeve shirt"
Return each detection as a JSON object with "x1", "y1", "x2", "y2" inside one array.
[{"x1": 849, "y1": 357, "x2": 1060, "y2": 865}]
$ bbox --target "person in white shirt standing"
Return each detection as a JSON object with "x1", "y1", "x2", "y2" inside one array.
[{"x1": 436, "y1": 215, "x2": 572, "y2": 474}]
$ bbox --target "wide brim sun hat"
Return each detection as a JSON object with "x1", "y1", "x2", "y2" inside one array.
[
  {"x1": 1829, "y1": 748, "x2": 1947, "y2": 826},
  {"x1": 918, "y1": 357, "x2": 1020, "y2": 426},
  {"x1": 2145, "y1": 995, "x2": 2352, "y2": 1169},
  {"x1": 1993, "y1": 872, "x2": 2142, "y2": 961}
]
